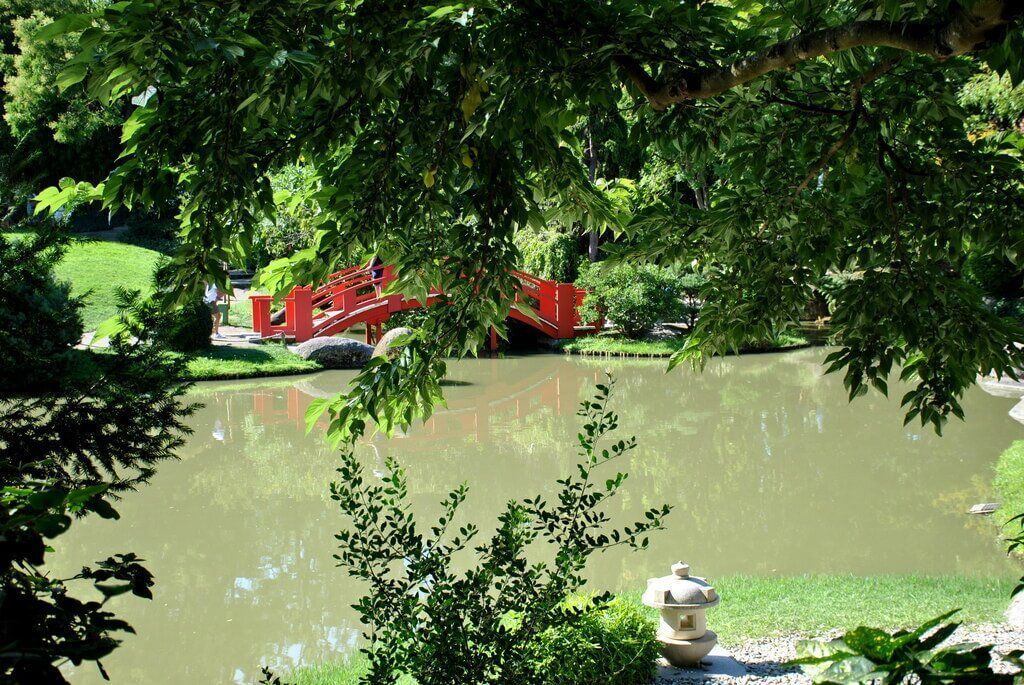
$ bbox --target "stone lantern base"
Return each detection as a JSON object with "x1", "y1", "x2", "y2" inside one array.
[{"x1": 658, "y1": 629, "x2": 718, "y2": 667}]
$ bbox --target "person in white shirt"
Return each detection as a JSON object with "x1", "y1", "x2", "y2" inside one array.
[{"x1": 204, "y1": 282, "x2": 224, "y2": 339}]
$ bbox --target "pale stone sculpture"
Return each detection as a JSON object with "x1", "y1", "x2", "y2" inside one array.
[{"x1": 642, "y1": 561, "x2": 720, "y2": 667}]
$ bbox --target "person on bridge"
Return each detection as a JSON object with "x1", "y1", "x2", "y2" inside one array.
[{"x1": 369, "y1": 255, "x2": 384, "y2": 296}]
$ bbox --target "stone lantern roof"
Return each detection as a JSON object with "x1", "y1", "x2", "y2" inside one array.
[{"x1": 642, "y1": 562, "x2": 720, "y2": 610}]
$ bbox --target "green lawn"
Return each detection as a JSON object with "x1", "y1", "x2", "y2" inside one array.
[
  {"x1": 54, "y1": 238, "x2": 162, "y2": 330},
  {"x1": 561, "y1": 331, "x2": 810, "y2": 357},
  {"x1": 286, "y1": 656, "x2": 415, "y2": 685},
  {"x1": 2, "y1": 229, "x2": 161, "y2": 331},
  {"x1": 225, "y1": 296, "x2": 253, "y2": 330},
  {"x1": 994, "y1": 440, "x2": 1024, "y2": 526},
  {"x1": 178, "y1": 344, "x2": 320, "y2": 381},
  {"x1": 643, "y1": 574, "x2": 1014, "y2": 644},
  {"x1": 285, "y1": 573, "x2": 1013, "y2": 683}
]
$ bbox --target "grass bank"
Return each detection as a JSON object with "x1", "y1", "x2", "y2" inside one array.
[
  {"x1": 54, "y1": 239, "x2": 161, "y2": 330},
  {"x1": 994, "y1": 440, "x2": 1024, "y2": 526},
  {"x1": 561, "y1": 331, "x2": 811, "y2": 358},
  {"x1": 284, "y1": 573, "x2": 1013, "y2": 683},
  {"x1": 641, "y1": 574, "x2": 1014, "y2": 644},
  {"x1": 3, "y1": 229, "x2": 162, "y2": 330},
  {"x1": 178, "y1": 344, "x2": 320, "y2": 381},
  {"x1": 81, "y1": 343, "x2": 319, "y2": 382},
  {"x1": 286, "y1": 656, "x2": 414, "y2": 685}
]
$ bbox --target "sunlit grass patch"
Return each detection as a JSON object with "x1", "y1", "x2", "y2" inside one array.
[{"x1": 179, "y1": 344, "x2": 320, "y2": 381}]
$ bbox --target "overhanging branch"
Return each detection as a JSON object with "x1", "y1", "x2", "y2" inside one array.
[{"x1": 616, "y1": 0, "x2": 1019, "y2": 109}]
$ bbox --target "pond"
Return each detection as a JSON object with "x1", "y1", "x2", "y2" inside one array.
[{"x1": 59, "y1": 349, "x2": 1023, "y2": 683}]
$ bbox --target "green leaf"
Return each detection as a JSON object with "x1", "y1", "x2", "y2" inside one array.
[
  {"x1": 56, "y1": 64, "x2": 89, "y2": 92},
  {"x1": 235, "y1": 93, "x2": 261, "y2": 113},
  {"x1": 34, "y1": 14, "x2": 94, "y2": 42}
]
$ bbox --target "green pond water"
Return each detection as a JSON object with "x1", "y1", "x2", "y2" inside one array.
[{"x1": 59, "y1": 349, "x2": 1023, "y2": 683}]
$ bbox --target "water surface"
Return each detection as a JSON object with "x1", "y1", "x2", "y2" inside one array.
[{"x1": 59, "y1": 350, "x2": 1023, "y2": 683}]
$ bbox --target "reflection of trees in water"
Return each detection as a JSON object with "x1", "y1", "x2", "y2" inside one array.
[
  {"x1": 58, "y1": 392, "x2": 362, "y2": 685},
  {"x1": 217, "y1": 353, "x2": 1018, "y2": 581}
]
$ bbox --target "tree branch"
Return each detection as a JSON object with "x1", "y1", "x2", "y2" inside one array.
[
  {"x1": 765, "y1": 94, "x2": 852, "y2": 115},
  {"x1": 616, "y1": 0, "x2": 1019, "y2": 109},
  {"x1": 789, "y1": 59, "x2": 899, "y2": 202}
]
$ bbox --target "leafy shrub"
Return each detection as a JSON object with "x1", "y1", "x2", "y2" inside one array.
[
  {"x1": 515, "y1": 229, "x2": 581, "y2": 282},
  {"x1": 250, "y1": 166, "x2": 319, "y2": 269},
  {"x1": 991, "y1": 296, "x2": 1024, "y2": 325},
  {"x1": 138, "y1": 262, "x2": 213, "y2": 352},
  {"x1": 121, "y1": 212, "x2": 180, "y2": 255},
  {"x1": 524, "y1": 596, "x2": 659, "y2": 685},
  {"x1": 0, "y1": 231, "x2": 84, "y2": 392},
  {"x1": 792, "y1": 610, "x2": 1021, "y2": 684},
  {"x1": 383, "y1": 307, "x2": 430, "y2": 332},
  {"x1": 740, "y1": 331, "x2": 809, "y2": 353},
  {"x1": 328, "y1": 379, "x2": 671, "y2": 685},
  {"x1": 817, "y1": 272, "x2": 857, "y2": 310},
  {"x1": 154, "y1": 299, "x2": 213, "y2": 352},
  {"x1": 958, "y1": 70, "x2": 1024, "y2": 131},
  {"x1": 576, "y1": 263, "x2": 685, "y2": 338},
  {"x1": 964, "y1": 250, "x2": 1022, "y2": 298}
]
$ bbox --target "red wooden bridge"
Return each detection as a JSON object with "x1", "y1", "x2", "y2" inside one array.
[{"x1": 249, "y1": 264, "x2": 600, "y2": 348}]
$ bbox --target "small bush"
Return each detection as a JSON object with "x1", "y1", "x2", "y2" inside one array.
[
  {"x1": 0, "y1": 232, "x2": 84, "y2": 392},
  {"x1": 383, "y1": 308, "x2": 430, "y2": 332},
  {"x1": 963, "y1": 250, "x2": 1022, "y2": 298},
  {"x1": 148, "y1": 261, "x2": 213, "y2": 352},
  {"x1": 330, "y1": 380, "x2": 671, "y2": 684},
  {"x1": 250, "y1": 166, "x2": 319, "y2": 269},
  {"x1": 677, "y1": 272, "x2": 706, "y2": 328},
  {"x1": 994, "y1": 440, "x2": 1024, "y2": 526},
  {"x1": 525, "y1": 597, "x2": 659, "y2": 685},
  {"x1": 515, "y1": 229, "x2": 581, "y2": 282},
  {"x1": 154, "y1": 299, "x2": 213, "y2": 352},
  {"x1": 991, "y1": 297, "x2": 1024, "y2": 325},
  {"x1": 576, "y1": 263, "x2": 685, "y2": 338},
  {"x1": 121, "y1": 213, "x2": 180, "y2": 255}
]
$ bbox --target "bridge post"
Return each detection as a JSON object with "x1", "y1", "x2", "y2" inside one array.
[
  {"x1": 251, "y1": 295, "x2": 272, "y2": 335},
  {"x1": 554, "y1": 283, "x2": 577, "y2": 339},
  {"x1": 292, "y1": 286, "x2": 314, "y2": 342}
]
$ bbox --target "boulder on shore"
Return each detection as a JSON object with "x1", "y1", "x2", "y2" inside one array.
[
  {"x1": 294, "y1": 337, "x2": 373, "y2": 369},
  {"x1": 372, "y1": 327, "x2": 413, "y2": 359}
]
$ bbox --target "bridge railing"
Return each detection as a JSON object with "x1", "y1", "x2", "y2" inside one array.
[
  {"x1": 250, "y1": 286, "x2": 313, "y2": 341},
  {"x1": 250, "y1": 265, "x2": 598, "y2": 342}
]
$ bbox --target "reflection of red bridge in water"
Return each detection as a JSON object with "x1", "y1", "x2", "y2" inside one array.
[
  {"x1": 249, "y1": 264, "x2": 600, "y2": 347},
  {"x1": 251, "y1": 361, "x2": 603, "y2": 442}
]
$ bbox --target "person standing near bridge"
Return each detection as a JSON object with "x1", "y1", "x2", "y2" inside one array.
[{"x1": 204, "y1": 280, "x2": 225, "y2": 339}]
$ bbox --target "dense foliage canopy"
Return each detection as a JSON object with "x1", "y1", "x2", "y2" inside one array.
[
  {"x1": 0, "y1": 0, "x2": 119, "y2": 216},
  {"x1": 34, "y1": 0, "x2": 1024, "y2": 436}
]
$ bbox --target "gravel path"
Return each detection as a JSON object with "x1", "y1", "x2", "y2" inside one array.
[{"x1": 653, "y1": 623, "x2": 1024, "y2": 684}]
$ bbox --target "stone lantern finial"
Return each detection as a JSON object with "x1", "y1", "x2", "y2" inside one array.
[{"x1": 672, "y1": 562, "x2": 690, "y2": 577}]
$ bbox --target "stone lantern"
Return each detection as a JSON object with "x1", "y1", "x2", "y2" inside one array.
[{"x1": 642, "y1": 561, "x2": 720, "y2": 667}]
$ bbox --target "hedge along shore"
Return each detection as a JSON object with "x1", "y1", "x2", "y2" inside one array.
[{"x1": 559, "y1": 331, "x2": 814, "y2": 359}]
